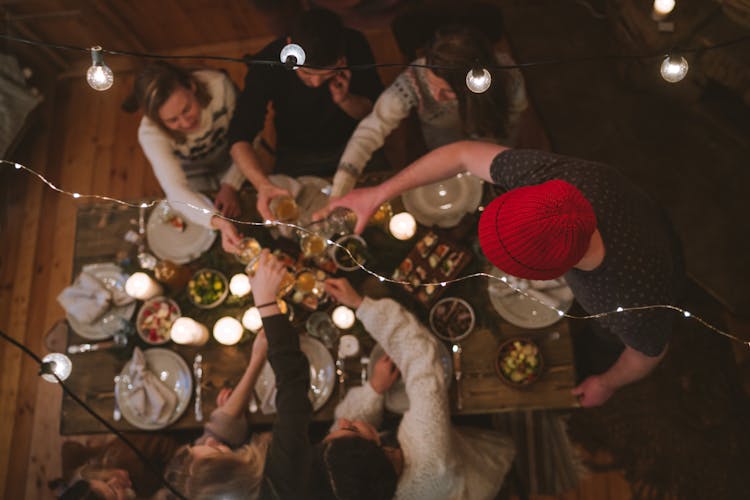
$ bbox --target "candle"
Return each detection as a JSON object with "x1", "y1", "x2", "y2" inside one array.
[
  {"x1": 213, "y1": 316, "x2": 244, "y2": 345},
  {"x1": 41, "y1": 353, "x2": 73, "y2": 383},
  {"x1": 652, "y1": 0, "x2": 675, "y2": 19},
  {"x1": 229, "y1": 273, "x2": 252, "y2": 297},
  {"x1": 125, "y1": 272, "x2": 163, "y2": 300},
  {"x1": 332, "y1": 305, "x2": 356, "y2": 330},
  {"x1": 338, "y1": 334, "x2": 360, "y2": 358},
  {"x1": 242, "y1": 307, "x2": 264, "y2": 333},
  {"x1": 170, "y1": 317, "x2": 209, "y2": 346},
  {"x1": 389, "y1": 212, "x2": 417, "y2": 240}
]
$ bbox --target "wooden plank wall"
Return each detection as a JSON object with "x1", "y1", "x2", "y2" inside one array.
[{"x1": 0, "y1": 24, "x2": 635, "y2": 500}]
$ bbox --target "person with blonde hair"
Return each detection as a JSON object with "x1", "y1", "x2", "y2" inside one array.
[
  {"x1": 124, "y1": 62, "x2": 246, "y2": 254},
  {"x1": 162, "y1": 250, "x2": 313, "y2": 499}
]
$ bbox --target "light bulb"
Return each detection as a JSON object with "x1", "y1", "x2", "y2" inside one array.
[
  {"x1": 660, "y1": 55, "x2": 688, "y2": 83},
  {"x1": 466, "y1": 68, "x2": 491, "y2": 93},
  {"x1": 41, "y1": 353, "x2": 73, "y2": 383},
  {"x1": 86, "y1": 46, "x2": 114, "y2": 91},
  {"x1": 653, "y1": 0, "x2": 675, "y2": 18},
  {"x1": 280, "y1": 43, "x2": 306, "y2": 69}
]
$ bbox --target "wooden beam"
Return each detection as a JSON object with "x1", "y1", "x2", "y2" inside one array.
[
  {"x1": 86, "y1": 0, "x2": 147, "y2": 53},
  {"x1": 2, "y1": 10, "x2": 70, "y2": 70}
]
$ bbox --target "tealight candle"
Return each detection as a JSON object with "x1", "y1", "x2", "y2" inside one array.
[
  {"x1": 229, "y1": 273, "x2": 252, "y2": 297},
  {"x1": 331, "y1": 305, "x2": 356, "y2": 330},
  {"x1": 652, "y1": 0, "x2": 675, "y2": 19},
  {"x1": 170, "y1": 317, "x2": 209, "y2": 346},
  {"x1": 242, "y1": 307, "x2": 264, "y2": 333},
  {"x1": 389, "y1": 212, "x2": 417, "y2": 240},
  {"x1": 213, "y1": 317, "x2": 244, "y2": 345},
  {"x1": 41, "y1": 353, "x2": 73, "y2": 383},
  {"x1": 125, "y1": 272, "x2": 163, "y2": 300}
]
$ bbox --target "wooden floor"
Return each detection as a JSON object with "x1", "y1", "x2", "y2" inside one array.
[{"x1": 4, "y1": 28, "x2": 748, "y2": 500}]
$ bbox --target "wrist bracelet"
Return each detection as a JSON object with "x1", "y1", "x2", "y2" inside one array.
[{"x1": 255, "y1": 301, "x2": 278, "y2": 309}]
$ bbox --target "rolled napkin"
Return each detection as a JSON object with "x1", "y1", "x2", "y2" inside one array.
[
  {"x1": 57, "y1": 272, "x2": 112, "y2": 324},
  {"x1": 82, "y1": 264, "x2": 135, "y2": 307},
  {"x1": 124, "y1": 347, "x2": 178, "y2": 425}
]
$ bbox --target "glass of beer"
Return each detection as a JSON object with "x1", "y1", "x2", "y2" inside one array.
[
  {"x1": 269, "y1": 195, "x2": 300, "y2": 222},
  {"x1": 369, "y1": 201, "x2": 393, "y2": 229}
]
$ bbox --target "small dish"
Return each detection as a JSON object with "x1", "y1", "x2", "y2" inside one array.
[
  {"x1": 330, "y1": 234, "x2": 368, "y2": 272},
  {"x1": 495, "y1": 338, "x2": 544, "y2": 388},
  {"x1": 429, "y1": 297, "x2": 475, "y2": 342},
  {"x1": 136, "y1": 296, "x2": 181, "y2": 345},
  {"x1": 187, "y1": 269, "x2": 229, "y2": 309}
]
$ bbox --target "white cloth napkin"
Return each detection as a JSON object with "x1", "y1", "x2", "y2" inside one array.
[
  {"x1": 57, "y1": 272, "x2": 112, "y2": 324},
  {"x1": 81, "y1": 264, "x2": 134, "y2": 307},
  {"x1": 124, "y1": 347, "x2": 178, "y2": 425}
]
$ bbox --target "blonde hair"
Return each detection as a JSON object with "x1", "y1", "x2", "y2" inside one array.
[{"x1": 164, "y1": 432, "x2": 272, "y2": 500}]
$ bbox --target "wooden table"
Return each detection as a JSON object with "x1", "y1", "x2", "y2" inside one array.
[{"x1": 61, "y1": 189, "x2": 578, "y2": 435}]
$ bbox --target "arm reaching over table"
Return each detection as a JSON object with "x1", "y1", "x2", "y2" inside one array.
[{"x1": 329, "y1": 140, "x2": 509, "y2": 233}]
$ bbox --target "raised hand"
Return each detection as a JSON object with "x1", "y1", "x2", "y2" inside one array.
[
  {"x1": 256, "y1": 183, "x2": 292, "y2": 222},
  {"x1": 325, "y1": 277, "x2": 363, "y2": 309},
  {"x1": 248, "y1": 249, "x2": 287, "y2": 305},
  {"x1": 571, "y1": 375, "x2": 615, "y2": 407},
  {"x1": 370, "y1": 354, "x2": 400, "y2": 394},
  {"x1": 213, "y1": 183, "x2": 241, "y2": 218},
  {"x1": 328, "y1": 186, "x2": 382, "y2": 234}
]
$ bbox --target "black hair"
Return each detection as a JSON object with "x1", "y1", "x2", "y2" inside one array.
[
  {"x1": 290, "y1": 8, "x2": 346, "y2": 67},
  {"x1": 425, "y1": 25, "x2": 512, "y2": 140}
]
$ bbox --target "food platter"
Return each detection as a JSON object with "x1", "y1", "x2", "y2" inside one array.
[
  {"x1": 402, "y1": 172, "x2": 483, "y2": 227},
  {"x1": 135, "y1": 296, "x2": 180, "y2": 345}
]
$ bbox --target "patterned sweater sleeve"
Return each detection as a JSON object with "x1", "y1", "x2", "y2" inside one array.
[
  {"x1": 138, "y1": 119, "x2": 214, "y2": 227},
  {"x1": 331, "y1": 70, "x2": 416, "y2": 197}
]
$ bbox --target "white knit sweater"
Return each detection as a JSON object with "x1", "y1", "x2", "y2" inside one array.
[
  {"x1": 334, "y1": 297, "x2": 516, "y2": 500},
  {"x1": 137, "y1": 69, "x2": 246, "y2": 227},
  {"x1": 331, "y1": 54, "x2": 527, "y2": 197}
]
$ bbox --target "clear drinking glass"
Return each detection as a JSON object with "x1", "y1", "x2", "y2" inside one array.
[{"x1": 306, "y1": 311, "x2": 340, "y2": 350}]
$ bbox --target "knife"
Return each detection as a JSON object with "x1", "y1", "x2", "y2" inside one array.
[
  {"x1": 452, "y1": 343, "x2": 463, "y2": 411},
  {"x1": 193, "y1": 354, "x2": 203, "y2": 422}
]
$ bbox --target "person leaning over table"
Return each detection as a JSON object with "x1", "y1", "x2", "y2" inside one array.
[
  {"x1": 327, "y1": 24, "x2": 528, "y2": 199},
  {"x1": 123, "y1": 62, "x2": 246, "y2": 254},
  {"x1": 327, "y1": 141, "x2": 686, "y2": 408},
  {"x1": 226, "y1": 7, "x2": 384, "y2": 222},
  {"x1": 307, "y1": 277, "x2": 515, "y2": 500},
  {"x1": 160, "y1": 250, "x2": 312, "y2": 500}
]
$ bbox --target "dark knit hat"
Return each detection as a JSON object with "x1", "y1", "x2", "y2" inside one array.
[{"x1": 478, "y1": 180, "x2": 596, "y2": 280}]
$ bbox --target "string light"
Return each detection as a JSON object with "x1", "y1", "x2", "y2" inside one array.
[
  {"x1": 466, "y1": 67, "x2": 492, "y2": 93},
  {"x1": 652, "y1": 0, "x2": 676, "y2": 19},
  {"x1": 3, "y1": 159, "x2": 747, "y2": 346},
  {"x1": 86, "y1": 46, "x2": 114, "y2": 91},
  {"x1": 660, "y1": 55, "x2": 689, "y2": 82},
  {"x1": 280, "y1": 43, "x2": 306, "y2": 69},
  {"x1": 40, "y1": 352, "x2": 73, "y2": 383}
]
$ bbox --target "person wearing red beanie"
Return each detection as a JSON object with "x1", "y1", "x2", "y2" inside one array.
[{"x1": 329, "y1": 140, "x2": 685, "y2": 408}]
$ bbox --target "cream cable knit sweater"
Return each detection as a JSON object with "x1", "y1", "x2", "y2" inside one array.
[
  {"x1": 333, "y1": 297, "x2": 515, "y2": 500},
  {"x1": 138, "y1": 70, "x2": 246, "y2": 227}
]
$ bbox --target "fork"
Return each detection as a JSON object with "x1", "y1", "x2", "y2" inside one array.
[{"x1": 113, "y1": 375, "x2": 122, "y2": 421}]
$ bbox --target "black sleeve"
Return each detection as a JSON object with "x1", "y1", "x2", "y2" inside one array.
[
  {"x1": 227, "y1": 45, "x2": 280, "y2": 147},
  {"x1": 260, "y1": 314, "x2": 312, "y2": 499},
  {"x1": 345, "y1": 29, "x2": 384, "y2": 101}
]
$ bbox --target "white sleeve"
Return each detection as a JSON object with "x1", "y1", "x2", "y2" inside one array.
[
  {"x1": 138, "y1": 119, "x2": 214, "y2": 227},
  {"x1": 331, "y1": 383, "x2": 385, "y2": 431},
  {"x1": 331, "y1": 74, "x2": 415, "y2": 197},
  {"x1": 355, "y1": 298, "x2": 452, "y2": 468}
]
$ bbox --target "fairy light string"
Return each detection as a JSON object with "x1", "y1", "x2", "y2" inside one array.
[{"x1": 5, "y1": 160, "x2": 747, "y2": 347}]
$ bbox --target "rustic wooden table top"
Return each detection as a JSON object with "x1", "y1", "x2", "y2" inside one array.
[{"x1": 61, "y1": 187, "x2": 578, "y2": 435}]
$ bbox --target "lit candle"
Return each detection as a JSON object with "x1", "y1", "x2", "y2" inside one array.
[
  {"x1": 331, "y1": 305, "x2": 356, "y2": 330},
  {"x1": 389, "y1": 212, "x2": 417, "y2": 240},
  {"x1": 652, "y1": 0, "x2": 675, "y2": 19},
  {"x1": 242, "y1": 307, "x2": 264, "y2": 333},
  {"x1": 229, "y1": 273, "x2": 252, "y2": 297},
  {"x1": 41, "y1": 353, "x2": 73, "y2": 383},
  {"x1": 125, "y1": 272, "x2": 163, "y2": 300},
  {"x1": 213, "y1": 317, "x2": 244, "y2": 345},
  {"x1": 170, "y1": 317, "x2": 209, "y2": 346}
]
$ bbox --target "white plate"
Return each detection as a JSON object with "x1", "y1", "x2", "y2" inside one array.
[
  {"x1": 487, "y1": 267, "x2": 574, "y2": 329},
  {"x1": 368, "y1": 341, "x2": 452, "y2": 414},
  {"x1": 402, "y1": 172, "x2": 483, "y2": 228},
  {"x1": 66, "y1": 263, "x2": 136, "y2": 340},
  {"x1": 254, "y1": 335, "x2": 335, "y2": 414},
  {"x1": 146, "y1": 197, "x2": 217, "y2": 264},
  {"x1": 115, "y1": 348, "x2": 192, "y2": 430}
]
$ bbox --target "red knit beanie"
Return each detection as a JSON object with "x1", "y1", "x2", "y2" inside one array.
[{"x1": 478, "y1": 180, "x2": 597, "y2": 280}]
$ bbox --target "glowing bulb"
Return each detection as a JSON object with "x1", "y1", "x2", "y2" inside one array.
[
  {"x1": 72, "y1": 192, "x2": 81, "y2": 198},
  {"x1": 202, "y1": 208, "x2": 211, "y2": 214},
  {"x1": 140, "y1": 202, "x2": 148, "y2": 208},
  {"x1": 466, "y1": 67, "x2": 491, "y2": 93},
  {"x1": 14, "y1": 163, "x2": 22, "y2": 169},
  {"x1": 229, "y1": 273, "x2": 252, "y2": 297},
  {"x1": 653, "y1": 0, "x2": 675, "y2": 18},
  {"x1": 280, "y1": 43, "x2": 306, "y2": 69},
  {"x1": 660, "y1": 55, "x2": 688, "y2": 83},
  {"x1": 86, "y1": 46, "x2": 114, "y2": 91},
  {"x1": 41, "y1": 353, "x2": 73, "y2": 383},
  {"x1": 616, "y1": 306, "x2": 624, "y2": 312},
  {"x1": 683, "y1": 311, "x2": 691, "y2": 318}
]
